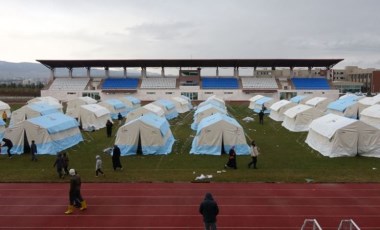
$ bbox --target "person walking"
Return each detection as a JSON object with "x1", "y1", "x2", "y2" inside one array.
[
  {"x1": 2, "y1": 111, "x2": 7, "y2": 123},
  {"x1": 117, "y1": 112, "x2": 123, "y2": 125},
  {"x1": 62, "y1": 152, "x2": 70, "y2": 175},
  {"x1": 224, "y1": 146, "x2": 237, "y2": 169},
  {"x1": 259, "y1": 110, "x2": 264, "y2": 125},
  {"x1": 53, "y1": 153, "x2": 64, "y2": 179},
  {"x1": 30, "y1": 140, "x2": 38, "y2": 161},
  {"x1": 248, "y1": 140, "x2": 260, "y2": 169},
  {"x1": 95, "y1": 155, "x2": 105, "y2": 177},
  {"x1": 106, "y1": 120, "x2": 113, "y2": 138},
  {"x1": 112, "y1": 145, "x2": 123, "y2": 171},
  {"x1": 199, "y1": 192, "x2": 219, "y2": 230},
  {"x1": 64, "y1": 168, "x2": 87, "y2": 214},
  {"x1": 2, "y1": 138, "x2": 13, "y2": 158}
]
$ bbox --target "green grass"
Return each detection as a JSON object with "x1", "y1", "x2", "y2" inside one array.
[{"x1": 1, "y1": 104, "x2": 379, "y2": 183}]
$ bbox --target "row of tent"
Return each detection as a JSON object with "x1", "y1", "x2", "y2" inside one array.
[
  {"x1": 0, "y1": 95, "x2": 193, "y2": 155},
  {"x1": 256, "y1": 94, "x2": 380, "y2": 158}
]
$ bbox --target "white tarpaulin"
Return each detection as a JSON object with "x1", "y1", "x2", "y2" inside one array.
[
  {"x1": 305, "y1": 97, "x2": 334, "y2": 112},
  {"x1": 269, "y1": 100, "x2": 296, "y2": 121},
  {"x1": 282, "y1": 104, "x2": 323, "y2": 132},
  {"x1": 360, "y1": 104, "x2": 380, "y2": 129},
  {"x1": 78, "y1": 104, "x2": 112, "y2": 131},
  {"x1": 306, "y1": 113, "x2": 380, "y2": 158},
  {"x1": 66, "y1": 96, "x2": 97, "y2": 118},
  {"x1": 126, "y1": 103, "x2": 165, "y2": 122}
]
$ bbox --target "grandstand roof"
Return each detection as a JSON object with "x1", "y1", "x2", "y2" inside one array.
[{"x1": 37, "y1": 59, "x2": 343, "y2": 69}]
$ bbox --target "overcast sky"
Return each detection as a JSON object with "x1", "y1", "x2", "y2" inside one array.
[{"x1": 1, "y1": 0, "x2": 380, "y2": 69}]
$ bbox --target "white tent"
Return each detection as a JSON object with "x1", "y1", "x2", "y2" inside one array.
[
  {"x1": 115, "y1": 113, "x2": 174, "y2": 155},
  {"x1": 119, "y1": 95, "x2": 141, "y2": 110},
  {"x1": 27, "y1": 96, "x2": 63, "y2": 111},
  {"x1": 98, "y1": 99, "x2": 129, "y2": 119},
  {"x1": 269, "y1": 100, "x2": 296, "y2": 121},
  {"x1": 190, "y1": 113, "x2": 250, "y2": 155},
  {"x1": 191, "y1": 103, "x2": 227, "y2": 130},
  {"x1": 248, "y1": 95, "x2": 265, "y2": 109},
  {"x1": 9, "y1": 103, "x2": 62, "y2": 127},
  {"x1": 66, "y1": 96, "x2": 97, "y2": 118},
  {"x1": 282, "y1": 104, "x2": 324, "y2": 132},
  {"x1": 252, "y1": 96, "x2": 275, "y2": 113},
  {"x1": 152, "y1": 99, "x2": 179, "y2": 120},
  {"x1": 306, "y1": 113, "x2": 380, "y2": 158},
  {"x1": 78, "y1": 104, "x2": 112, "y2": 131},
  {"x1": 170, "y1": 97, "x2": 192, "y2": 113},
  {"x1": 325, "y1": 96, "x2": 359, "y2": 119},
  {"x1": 125, "y1": 103, "x2": 165, "y2": 122},
  {"x1": 290, "y1": 95, "x2": 310, "y2": 104},
  {"x1": 360, "y1": 104, "x2": 380, "y2": 129},
  {"x1": 0, "y1": 100, "x2": 11, "y2": 119},
  {"x1": 358, "y1": 94, "x2": 380, "y2": 113},
  {"x1": 2, "y1": 113, "x2": 83, "y2": 155},
  {"x1": 305, "y1": 97, "x2": 334, "y2": 112},
  {"x1": 198, "y1": 96, "x2": 226, "y2": 111}
]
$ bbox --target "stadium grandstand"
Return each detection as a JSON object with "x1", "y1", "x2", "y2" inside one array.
[{"x1": 37, "y1": 59, "x2": 343, "y2": 102}]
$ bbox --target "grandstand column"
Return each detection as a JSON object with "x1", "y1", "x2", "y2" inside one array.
[
  {"x1": 86, "y1": 67, "x2": 91, "y2": 78},
  {"x1": 326, "y1": 68, "x2": 331, "y2": 80},
  {"x1": 308, "y1": 67, "x2": 312, "y2": 78},
  {"x1": 290, "y1": 67, "x2": 294, "y2": 78},
  {"x1": 253, "y1": 67, "x2": 257, "y2": 76},
  {"x1": 161, "y1": 67, "x2": 165, "y2": 77},
  {"x1": 69, "y1": 68, "x2": 73, "y2": 78},
  {"x1": 123, "y1": 67, "x2": 127, "y2": 78},
  {"x1": 141, "y1": 67, "x2": 147, "y2": 78},
  {"x1": 105, "y1": 67, "x2": 109, "y2": 78},
  {"x1": 216, "y1": 67, "x2": 219, "y2": 77}
]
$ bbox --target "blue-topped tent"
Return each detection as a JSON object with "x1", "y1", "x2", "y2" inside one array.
[
  {"x1": 326, "y1": 96, "x2": 360, "y2": 119},
  {"x1": 9, "y1": 103, "x2": 62, "y2": 127},
  {"x1": 115, "y1": 113, "x2": 175, "y2": 155},
  {"x1": 99, "y1": 98, "x2": 129, "y2": 119},
  {"x1": 190, "y1": 113, "x2": 250, "y2": 155},
  {"x1": 0, "y1": 119, "x2": 5, "y2": 140},
  {"x1": 198, "y1": 97, "x2": 226, "y2": 111},
  {"x1": 192, "y1": 103, "x2": 227, "y2": 130},
  {"x1": 119, "y1": 96, "x2": 141, "y2": 110},
  {"x1": 2, "y1": 113, "x2": 83, "y2": 155},
  {"x1": 252, "y1": 96, "x2": 274, "y2": 114},
  {"x1": 153, "y1": 99, "x2": 179, "y2": 120},
  {"x1": 290, "y1": 95, "x2": 309, "y2": 104}
]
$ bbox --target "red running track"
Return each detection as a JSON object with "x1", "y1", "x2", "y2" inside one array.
[{"x1": 0, "y1": 183, "x2": 379, "y2": 229}]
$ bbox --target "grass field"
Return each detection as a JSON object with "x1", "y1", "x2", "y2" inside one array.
[{"x1": 0, "y1": 103, "x2": 379, "y2": 183}]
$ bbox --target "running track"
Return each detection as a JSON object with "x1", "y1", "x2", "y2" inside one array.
[{"x1": 0, "y1": 183, "x2": 379, "y2": 229}]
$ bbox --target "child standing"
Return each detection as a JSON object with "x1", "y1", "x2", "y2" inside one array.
[{"x1": 95, "y1": 155, "x2": 105, "y2": 177}]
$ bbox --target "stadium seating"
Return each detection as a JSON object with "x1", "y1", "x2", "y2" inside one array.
[
  {"x1": 140, "y1": 78, "x2": 177, "y2": 89},
  {"x1": 241, "y1": 77, "x2": 278, "y2": 89},
  {"x1": 49, "y1": 78, "x2": 89, "y2": 90},
  {"x1": 291, "y1": 77, "x2": 330, "y2": 90},
  {"x1": 102, "y1": 78, "x2": 139, "y2": 89},
  {"x1": 201, "y1": 77, "x2": 239, "y2": 89}
]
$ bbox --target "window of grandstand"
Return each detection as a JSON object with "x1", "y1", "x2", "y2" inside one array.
[
  {"x1": 224, "y1": 92, "x2": 233, "y2": 94},
  {"x1": 181, "y1": 92, "x2": 198, "y2": 100},
  {"x1": 146, "y1": 92, "x2": 156, "y2": 95},
  {"x1": 165, "y1": 92, "x2": 173, "y2": 95},
  {"x1": 67, "y1": 92, "x2": 76, "y2": 95},
  {"x1": 204, "y1": 92, "x2": 214, "y2": 94},
  {"x1": 82, "y1": 92, "x2": 100, "y2": 100}
]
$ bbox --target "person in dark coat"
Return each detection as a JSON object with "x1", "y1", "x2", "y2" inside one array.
[
  {"x1": 30, "y1": 140, "x2": 37, "y2": 161},
  {"x1": 64, "y1": 168, "x2": 87, "y2": 214},
  {"x1": 106, "y1": 120, "x2": 113, "y2": 137},
  {"x1": 112, "y1": 145, "x2": 123, "y2": 171},
  {"x1": 53, "y1": 153, "x2": 64, "y2": 178},
  {"x1": 2, "y1": 138, "x2": 13, "y2": 158},
  {"x1": 224, "y1": 146, "x2": 237, "y2": 169},
  {"x1": 199, "y1": 192, "x2": 219, "y2": 230},
  {"x1": 259, "y1": 110, "x2": 264, "y2": 125},
  {"x1": 62, "y1": 152, "x2": 69, "y2": 175},
  {"x1": 117, "y1": 112, "x2": 123, "y2": 125}
]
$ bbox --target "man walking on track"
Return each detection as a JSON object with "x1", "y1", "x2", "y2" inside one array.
[
  {"x1": 65, "y1": 168, "x2": 87, "y2": 214},
  {"x1": 199, "y1": 192, "x2": 219, "y2": 230}
]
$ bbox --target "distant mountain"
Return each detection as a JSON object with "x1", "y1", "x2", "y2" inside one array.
[{"x1": 0, "y1": 60, "x2": 150, "y2": 81}]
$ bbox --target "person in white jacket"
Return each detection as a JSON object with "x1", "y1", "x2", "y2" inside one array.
[
  {"x1": 95, "y1": 155, "x2": 105, "y2": 177},
  {"x1": 248, "y1": 140, "x2": 260, "y2": 169}
]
